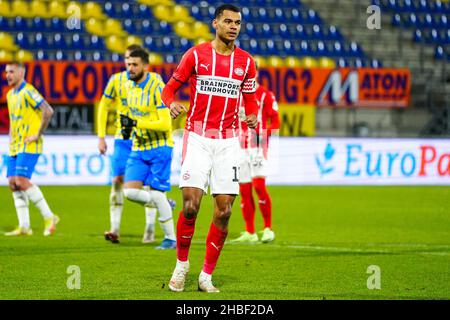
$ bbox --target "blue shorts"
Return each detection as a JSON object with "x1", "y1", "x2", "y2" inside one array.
[
  {"x1": 6, "y1": 153, "x2": 41, "y2": 179},
  {"x1": 124, "y1": 146, "x2": 173, "y2": 192},
  {"x1": 111, "y1": 139, "x2": 132, "y2": 177}
]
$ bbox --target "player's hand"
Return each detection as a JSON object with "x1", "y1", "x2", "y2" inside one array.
[
  {"x1": 120, "y1": 114, "x2": 137, "y2": 128},
  {"x1": 98, "y1": 138, "x2": 107, "y2": 155},
  {"x1": 169, "y1": 102, "x2": 188, "y2": 119},
  {"x1": 245, "y1": 114, "x2": 258, "y2": 129},
  {"x1": 24, "y1": 135, "x2": 39, "y2": 143}
]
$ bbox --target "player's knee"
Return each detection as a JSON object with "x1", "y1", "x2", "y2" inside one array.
[
  {"x1": 183, "y1": 200, "x2": 199, "y2": 219},
  {"x1": 14, "y1": 177, "x2": 30, "y2": 191},
  {"x1": 215, "y1": 204, "x2": 232, "y2": 224},
  {"x1": 123, "y1": 188, "x2": 139, "y2": 202},
  {"x1": 112, "y1": 176, "x2": 124, "y2": 185},
  {"x1": 8, "y1": 178, "x2": 18, "y2": 191}
]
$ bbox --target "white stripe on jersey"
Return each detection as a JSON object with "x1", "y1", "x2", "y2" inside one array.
[
  {"x1": 258, "y1": 91, "x2": 266, "y2": 134},
  {"x1": 232, "y1": 57, "x2": 251, "y2": 130},
  {"x1": 219, "y1": 51, "x2": 235, "y2": 133},
  {"x1": 202, "y1": 48, "x2": 216, "y2": 136},
  {"x1": 187, "y1": 49, "x2": 200, "y2": 131}
]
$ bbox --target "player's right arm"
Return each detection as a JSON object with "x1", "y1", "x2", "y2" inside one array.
[
  {"x1": 161, "y1": 48, "x2": 195, "y2": 119},
  {"x1": 97, "y1": 75, "x2": 117, "y2": 155}
]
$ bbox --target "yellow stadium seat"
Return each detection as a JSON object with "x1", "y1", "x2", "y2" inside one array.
[
  {"x1": 0, "y1": 0, "x2": 13, "y2": 18},
  {"x1": 85, "y1": 18, "x2": 107, "y2": 37},
  {"x1": 153, "y1": 5, "x2": 172, "y2": 21},
  {"x1": 16, "y1": 50, "x2": 34, "y2": 62},
  {"x1": 194, "y1": 38, "x2": 209, "y2": 46},
  {"x1": 49, "y1": 0, "x2": 67, "y2": 19},
  {"x1": 174, "y1": 21, "x2": 194, "y2": 40},
  {"x1": 300, "y1": 56, "x2": 318, "y2": 68},
  {"x1": 138, "y1": 0, "x2": 174, "y2": 7},
  {"x1": 267, "y1": 56, "x2": 284, "y2": 68},
  {"x1": 83, "y1": 1, "x2": 106, "y2": 20},
  {"x1": 126, "y1": 35, "x2": 143, "y2": 48},
  {"x1": 106, "y1": 35, "x2": 125, "y2": 54},
  {"x1": 192, "y1": 21, "x2": 212, "y2": 39},
  {"x1": 253, "y1": 55, "x2": 267, "y2": 68},
  {"x1": 0, "y1": 50, "x2": 14, "y2": 62},
  {"x1": 285, "y1": 56, "x2": 301, "y2": 68},
  {"x1": 173, "y1": 5, "x2": 193, "y2": 23},
  {"x1": 12, "y1": 0, "x2": 33, "y2": 18},
  {"x1": 149, "y1": 52, "x2": 163, "y2": 65},
  {"x1": 104, "y1": 19, "x2": 126, "y2": 37},
  {"x1": 30, "y1": 0, "x2": 50, "y2": 18},
  {"x1": 0, "y1": 32, "x2": 18, "y2": 51},
  {"x1": 318, "y1": 57, "x2": 336, "y2": 68}
]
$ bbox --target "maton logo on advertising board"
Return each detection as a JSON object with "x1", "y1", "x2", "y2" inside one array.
[{"x1": 315, "y1": 141, "x2": 450, "y2": 179}]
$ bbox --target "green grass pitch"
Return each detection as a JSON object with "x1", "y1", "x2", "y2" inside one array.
[{"x1": 0, "y1": 186, "x2": 449, "y2": 300}]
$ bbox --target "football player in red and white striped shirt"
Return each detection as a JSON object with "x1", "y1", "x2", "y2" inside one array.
[
  {"x1": 162, "y1": 4, "x2": 258, "y2": 293},
  {"x1": 233, "y1": 83, "x2": 280, "y2": 244}
]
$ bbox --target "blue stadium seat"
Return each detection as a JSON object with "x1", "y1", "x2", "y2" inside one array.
[
  {"x1": 55, "y1": 50, "x2": 67, "y2": 61},
  {"x1": 32, "y1": 17, "x2": 46, "y2": 31},
  {"x1": 289, "y1": 8, "x2": 302, "y2": 22},
  {"x1": 283, "y1": 40, "x2": 295, "y2": 55},
  {"x1": 294, "y1": 24, "x2": 306, "y2": 39},
  {"x1": 438, "y1": 15, "x2": 448, "y2": 28},
  {"x1": 434, "y1": 46, "x2": 445, "y2": 59},
  {"x1": 51, "y1": 18, "x2": 64, "y2": 32},
  {"x1": 266, "y1": 39, "x2": 277, "y2": 55},
  {"x1": 72, "y1": 34, "x2": 85, "y2": 50},
  {"x1": 249, "y1": 39, "x2": 261, "y2": 55},
  {"x1": 278, "y1": 24, "x2": 290, "y2": 38},
  {"x1": 327, "y1": 25, "x2": 342, "y2": 40},
  {"x1": 273, "y1": 8, "x2": 285, "y2": 23},
  {"x1": 124, "y1": 19, "x2": 136, "y2": 34},
  {"x1": 14, "y1": 17, "x2": 27, "y2": 31},
  {"x1": 245, "y1": 22, "x2": 256, "y2": 37},
  {"x1": 141, "y1": 20, "x2": 153, "y2": 34},
  {"x1": 144, "y1": 36, "x2": 157, "y2": 51},
  {"x1": 111, "y1": 53, "x2": 121, "y2": 62},
  {"x1": 371, "y1": 59, "x2": 382, "y2": 68},
  {"x1": 306, "y1": 10, "x2": 321, "y2": 24},
  {"x1": 191, "y1": 5, "x2": 203, "y2": 20},
  {"x1": 349, "y1": 42, "x2": 364, "y2": 57},
  {"x1": 261, "y1": 23, "x2": 272, "y2": 38},
  {"x1": 53, "y1": 33, "x2": 66, "y2": 50},
  {"x1": 336, "y1": 58, "x2": 347, "y2": 68},
  {"x1": 315, "y1": 41, "x2": 328, "y2": 56},
  {"x1": 353, "y1": 58, "x2": 365, "y2": 68},
  {"x1": 104, "y1": 2, "x2": 116, "y2": 17},
  {"x1": 179, "y1": 38, "x2": 191, "y2": 52},
  {"x1": 120, "y1": 3, "x2": 132, "y2": 18},
  {"x1": 137, "y1": 4, "x2": 151, "y2": 18},
  {"x1": 36, "y1": 50, "x2": 48, "y2": 60},
  {"x1": 392, "y1": 14, "x2": 402, "y2": 26},
  {"x1": 92, "y1": 51, "x2": 104, "y2": 62},
  {"x1": 331, "y1": 41, "x2": 344, "y2": 57},
  {"x1": 299, "y1": 40, "x2": 311, "y2": 55},
  {"x1": 74, "y1": 51, "x2": 86, "y2": 61},
  {"x1": 90, "y1": 35, "x2": 104, "y2": 50},
  {"x1": 34, "y1": 32, "x2": 48, "y2": 49},
  {"x1": 413, "y1": 29, "x2": 422, "y2": 42},
  {"x1": 417, "y1": 0, "x2": 429, "y2": 13},
  {"x1": 162, "y1": 37, "x2": 174, "y2": 52},
  {"x1": 159, "y1": 21, "x2": 172, "y2": 35},
  {"x1": 241, "y1": 7, "x2": 251, "y2": 21},
  {"x1": 16, "y1": 32, "x2": 30, "y2": 49},
  {"x1": 165, "y1": 54, "x2": 176, "y2": 64},
  {"x1": 0, "y1": 17, "x2": 9, "y2": 30},
  {"x1": 311, "y1": 24, "x2": 324, "y2": 40}
]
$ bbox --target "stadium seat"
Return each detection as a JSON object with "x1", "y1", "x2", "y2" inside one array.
[
  {"x1": 120, "y1": 2, "x2": 132, "y2": 18},
  {"x1": 11, "y1": 0, "x2": 33, "y2": 18},
  {"x1": 192, "y1": 21, "x2": 212, "y2": 39},
  {"x1": 84, "y1": 2, "x2": 106, "y2": 20},
  {"x1": 13, "y1": 16, "x2": 27, "y2": 31},
  {"x1": 74, "y1": 51, "x2": 85, "y2": 61},
  {"x1": 103, "y1": 2, "x2": 116, "y2": 17},
  {"x1": 85, "y1": 18, "x2": 106, "y2": 37},
  {"x1": 36, "y1": 49, "x2": 48, "y2": 60},
  {"x1": 370, "y1": 59, "x2": 382, "y2": 68},
  {"x1": 285, "y1": 56, "x2": 301, "y2": 68},
  {"x1": 16, "y1": 49, "x2": 33, "y2": 62},
  {"x1": 92, "y1": 51, "x2": 103, "y2": 62},
  {"x1": 53, "y1": 33, "x2": 67, "y2": 50},
  {"x1": 144, "y1": 36, "x2": 157, "y2": 51},
  {"x1": 154, "y1": 5, "x2": 173, "y2": 22},
  {"x1": 90, "y1": 35, "x2": 105, "y2": 50},
  {"x1": 318, "y1": 57, "x2": 335, "y2": 68},
  {"x1": 137, "y1": 3, "x2": 152, "y2": 18},
  {"x1": 55, "y1": 50, "x2": 67, "y2": 61},
  {"x1": 0, "y1": 16, "x2": 9, "y2": 30},
  {"x1": 0, "y1": 50, "x2": 14, "y2": 62},
  {"x1": 126, "y1": 35, "x2": 143, "y2": 48},
  {"x1": 149, "y1": 52, "x2": 163, "y2": 65},
  {"x1": 299, "y1": 56, "x2": 318, "y2": 68},
  {"x1": 283, "y1": 40, "x2": 296, "y2": 55},
  {"x1": 336, "y1": 58, "x2": 347, "y2": 68},
  {"x1": 15, "y1": 32, "x2": 30, "y2": 49},
  {"x1": 179, "y1": 37, "x2": 191, "y2": 52},
  {"x1": 104, "y1": 19, "x2": 126, "y2": 36},
  {"x1": 106, "y1": 35, "x2": 125, "y2": 54},
  {"x1": 261, "y1": 23, "x2": 272, "y2": 38},
  {"x1": 266, "y1": 39, "x2": 277, "y2": 55},
  {"x1": 253, "y1": 55, "x2": 267, "y2": 68},
  {"x1": 49, "y1": 0, "x2": 67, "y2": 19},
  {"x1": 278, "y1": 23, "x2": 290, "y2": 38},
  {"x1": 50, "y1": 17, "x2": 65, "y2": 31},
  {"x1": 245, "y1": 23, "x2": 257, "y2": 37},
  {"x1": 72, "y1": 33, "x2": 85, "y2": 50},
  {"x1": 123, "y1": 19, "x2": 136, "y2": 34},
  {"x1": 140, "y1": 19, "x2": 153, "y2": 34},
  {"x1": 0, "y1": 0, "x2": 14, "y2": 18},
  {"x1": 0, "y1": 32, "x2": 18, "y2": 51},
  {"x1": 267, "y1": 56, "x2": 284, "y2": 68},
  {"x1": 174, "y1": 21, "x2": 193, "y2": 40},
  {"x1": 413, "y1": 29, "x2": 422, "y2": 42},
  {"x1": 173, "y1": 4, "x2": 193, "y2": 23}
]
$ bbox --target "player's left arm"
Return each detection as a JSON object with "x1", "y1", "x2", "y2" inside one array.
[
  {"x1": 24, "y1": 100, "x2": 54, "y2": 143},
  {"x1": 266, "y1": 92, "x2": 280, "y2": 136},
  {"x1": 241, "y1": 57, "x2": 258, "y2": 129},
  {"x1": 24, "y1": 88, "x2": 54, "y2": 143}
]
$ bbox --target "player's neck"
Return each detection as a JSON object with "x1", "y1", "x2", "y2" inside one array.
[
  {"x1": 13, "y1": 80, "x2": 25, "y2": 90},
  {"x1": 211, "y1": 38, "x2": 235, "y2": 56},
  {"x1": 135, "y1": 72, "x2": 148, "y2": 85}
]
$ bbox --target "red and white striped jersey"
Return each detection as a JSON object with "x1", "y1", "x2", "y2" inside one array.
[
  {"x1": 172, "y1": 42, "x2": 257, "y2": 139},
  {"x1": 238, "y1": 84, "x2": 280, "y2": 150}
]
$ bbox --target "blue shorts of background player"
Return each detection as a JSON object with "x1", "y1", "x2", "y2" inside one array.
[
  {"x1": 111, "y1": 139, "x2": 133, "y2": 177},
  {"x1": 124, "y1": 146, "x2": 173, "y2": 192},
  {"x1": 6, "y1": 153, "x2": 41, "y2": 179}
]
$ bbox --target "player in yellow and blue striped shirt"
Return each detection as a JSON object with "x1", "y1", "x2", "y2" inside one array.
[
  {"x1": 4, "y1": 62, "x2": 59, "y2": 237},
  {"x1": 119, "y1": 48, "x2": 176, "y2": 250},
  {"x1": 97, "y1": 44, "x2": 141, "y2": 244}
]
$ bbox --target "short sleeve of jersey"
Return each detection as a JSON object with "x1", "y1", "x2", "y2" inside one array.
[
  {"x1": 265, "y1": 91, "x2": 279, "y2": 115},
  {"x1": 103, "y1": 74, "x2": 117, "y2": 99},
  {"x1": 24, "y1": 86, "x2": 44, "y2": 109},
  {"x1": 242, "y1": 56, "x2": 257, "y2": 94},
  {"x1": 154, "y1": 78, "x2": 166, "y2": 109},
  {"x1": 172, "y1": 48, "x2": 196, "y2": 84}
]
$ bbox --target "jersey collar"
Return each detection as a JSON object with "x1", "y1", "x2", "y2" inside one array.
[
  {"x1": 134, "y1": 72, "x2": 150, "y2": 89},
  {"x1": 14, "y1": 81, "x2": 26, "y2": 93}
]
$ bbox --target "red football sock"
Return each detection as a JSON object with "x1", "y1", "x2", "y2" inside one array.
[
  {"x1": 239, "y1": 183, "x2": 255, "y2": 233},
  {"x1": 253, "y1": 177, "x2": 272, "y2": 229},
  {"x1": 202, "y1": 222, "x2": 228, "y2": 275},
  {"x1": 176, "y1": 210, "x2": 197, "y2": 262}
]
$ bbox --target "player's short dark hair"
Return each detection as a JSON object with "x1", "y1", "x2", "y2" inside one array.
[
  {"x1": 126, "y1": 44, "x2": 142, "y2": 52},
  {"x1": 214, "y1": 4, "x2": 240, "y2": 19},
  {"x1": 129, "y1": 48, "x2": 149, "y2": 64},
  {"x1": 6, "y1": 61, "x2": 25, "y2": 68}
]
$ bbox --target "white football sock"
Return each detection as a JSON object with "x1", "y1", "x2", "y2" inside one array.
[
  {"x1": 12, "y1": 191, "x2": 30, "y2": 229},
  {"x1": 25, "y1": 185, "x2": 53, "y2": 219},
  {"x1": 150, "y1": 190, "x2": 176, "y2": 241},
  {"x1": 110, "y1": 183, "x2": 124, "y2": 234},
  {"x1": 123, "y1": 188, "x2": 152, "y2": 206},
  {"x1": 143, "y1": 186, "x2": 157, "y2": 231}
]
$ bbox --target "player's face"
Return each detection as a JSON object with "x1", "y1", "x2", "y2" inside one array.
[
  {"x1": 5, "y1": 65, "x2": 24, "y2": 87},
  {"x1": 127, "y1": 57, "x2": 146, "y2": 82},
  {"x1": 214, "y1": 10, "x2": 242, "y2": 42},
  {"x1": 124, "y1": 50, "x2": 132, "y2": 70}
]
